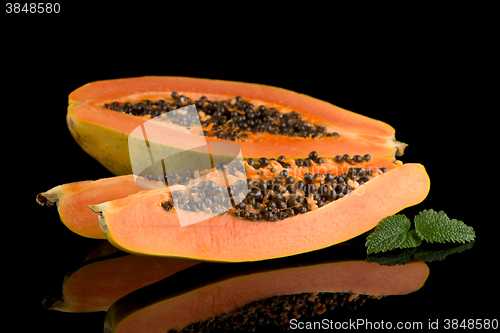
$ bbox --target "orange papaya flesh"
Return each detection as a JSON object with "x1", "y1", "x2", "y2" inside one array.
[
  {"x1": 36, "y1": 175, "x2": 145, "y2": 239},
  {"x1": 37, "y1": 153, "x2": 400, "y2": 239},
  {"x1": 68, "y1": 76, "x2": 406, "y2": 175},
  {"x1": 91, "y1": 163, "x2": 430, "y2": 262},
  {"x1": 45, "y1": 251, "x2": 199, "y2": 313},
  {"x1": 104, "y1": 247, "x2": 429, "y2": 333}
]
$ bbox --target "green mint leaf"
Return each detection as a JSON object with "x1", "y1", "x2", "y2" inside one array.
[
  {"x1": 365, "y1": 215, "x2": 421, "y2": 254},
  {"x1": 414, "y1": 209, "x2": 476, "y2": 244}
]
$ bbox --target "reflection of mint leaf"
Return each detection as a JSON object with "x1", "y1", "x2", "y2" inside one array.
[
  {"x1": 413, "y1": 241, "x2": 475, "y2": 262},
  {"x1": 368, "y1": 241, "x2": 475, "y2": 266},
  {"x1": 366, "y1": 248, "x2": 418, "y2": 266},
  {"x1": 414, "y1": 209, "x2": 476, "y2": 244},
  {"x1": 365, "y1": 215, "x2": 421, "y2": 254}
]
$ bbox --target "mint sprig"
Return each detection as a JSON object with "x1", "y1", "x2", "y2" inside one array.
[{"x1": 366, "y1": 209, "x2": 475, "y2": 254}]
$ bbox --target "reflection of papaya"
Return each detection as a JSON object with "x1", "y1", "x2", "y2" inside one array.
[
  {"x1": 104, "y1": 246, "x2": 429, "y2": 333},
  {"x1": 43, "y1": 245, "x2": 199, "y2": 312}
]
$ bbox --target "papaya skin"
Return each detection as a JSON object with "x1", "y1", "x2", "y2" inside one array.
[
  {"x1": 91, "y1": 163, "x2": 430, "y2": 262},
  {"x1": 68, "y1": 76, "x2": 406, "y2": 176}
]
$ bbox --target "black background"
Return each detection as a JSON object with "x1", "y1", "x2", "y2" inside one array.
[{"x1": 5, "y1": 6, "x2": 496, "y2": 332}]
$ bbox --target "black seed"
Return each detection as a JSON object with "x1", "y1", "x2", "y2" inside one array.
[
  {"x1": 279, "y1": 170, "x2": 288, "y2": 178},
  {"x1": 161, "y1": 201, "x2": 172, "y2": 211},
  {"x1": 380, "y1": 167, "x2": 388, "y2": 173},
  {"x1": 343, "y1": 154, "x2": 351, "y2": 162},
  {"x1": 272, "y1": 193, "x2": 283, "y2": 201},
  {"x1": 171, "y1": 91, "x2": 179, "y2": 99},
  {"x1": 211, "y1": 205, "x2": 221, "y2": 214},
  {"x1": 204, "y1": 197, "x2": 213, "y2": 207},
  {"x1": 255, "y1": 182, "x2": 266, "y2": 191},
  {"x1": 178, "y1": 175, "x2": 190, "y2": 185},
  {"x1": 246, "y1": 197, "x2": 255, "y2": 206},
  {"x1": 363, "y1": 154, "x2": 371, "y2": 161},
  {"x1": 277, "y1": 210, "x2": 288, "y2": 220},
  {"x1": 319, "y1": 185, "x2": 329, "y2": 196},
  {"x1": 259, "y1": 157, "x2": 270, "y2": 167},
  {"x1": 328, "y1": 190, "x2": 337, "y2": 200},
  {"x1": 298, "y1": 206, "x2": 308, "y2": 214},
  {"x1": 316, "y1": 157, "x2": 324, "y2": 164},
  {"x1": 275, "y1": 200, "x2": 286, "y2": 210},
  {"x1": 324, "y1": 173, "x2": 334, "y2": 182},
  {"x1": 308, "y1": 151, "x2": 318, "y2": 160},
  {"x1": 214, "y1": 186, "x2": 225, "y2": 196},
  {"x1": 335, "y1": 184, "x2": 346, "y2": 193},
  {"x1": 353, "y1": 155, "x2": 363, "y2": 163},
  {"x1": 295, "y1": 180, "x2": 305, "y2": 191},
  {"x1": 273, "y1": 184, "x2": 282, "y2": 192},
  {"x1": 285, "y1": 176, "x2": 295, "y2": 185},
  {"x1": 303, "y1": 173, "x2": 313, "y2": 183},
  {"x1": 251, "y1": 190, "x2": 262, "y2": 199},
  {"x1": 313, "y1": 173, "x2": 323, "y2": 181},
  {"x1": 264, "y1": 211, "x2": 274, "y2": 221},
  {"x1": 295, "y1": 159, "x2": 304, "y2": 167},
  {"x1": 206, "y1": 180, "x2": 217, "y2": 192},
  {"x1": 334, "y1": 155, "x2": 343, "y2": 163},
  {"x1": 266, "y1": 201, "x2": 277, "y2": 211}
]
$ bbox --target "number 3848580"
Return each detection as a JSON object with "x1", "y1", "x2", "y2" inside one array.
[{"x1": 6, "y1": 3, "x2": 60, "y2": 13}]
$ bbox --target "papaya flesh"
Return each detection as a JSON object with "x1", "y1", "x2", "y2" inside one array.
[
  {"x1": 68, "y1": 76, "x2": 406, "y2": 175},
  {"x1": 104, "y1": 245, "x2": 429, "y2": 333},
  {"x1": 37, "y1": 152, "x2": 402, "y2": 239},
  {"x1": 91, "y1": 163, "x2": 430, "y2": 262},
  {"x1": 44, "y1": 249, "x2": 199, "y2": 313},
  {"x1": 36, "y1": 175, "x2": 146, "y2": 239}
]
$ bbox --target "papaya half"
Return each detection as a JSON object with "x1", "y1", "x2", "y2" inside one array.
[
  {"x1": 90, "y1": 162, "x2": 430, "y2": 262},
  {"x1": 37, "y1": 149, "x2": 411, "y2": 240},
  {"x1": 68, "y1": 76, "x2": 407, "y2": 175},
  {"x1": 104, "y1": 245, "x2": 429, "y2": 333}
]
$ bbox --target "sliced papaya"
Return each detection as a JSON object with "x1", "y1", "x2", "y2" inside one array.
[
  {"x1": 44, "y1": 248, "x2": 199, "y2": 313},
  {"x1": 37, "y1": 151, "x2": 404, "y2": 239},
  {"x1": 68, "y1": 76, "x2": 406, "y2": 175},
  {"x1": 91, "y1": 163, "x2": 430, "y2": 262},
  {"x1": 104, "y1": 245, "x2": 429, "y2": 333}
]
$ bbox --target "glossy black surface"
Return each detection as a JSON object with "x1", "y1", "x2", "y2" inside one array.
[{"x1": 7, "y1": 26, "x2": 495, "y2": 332}]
